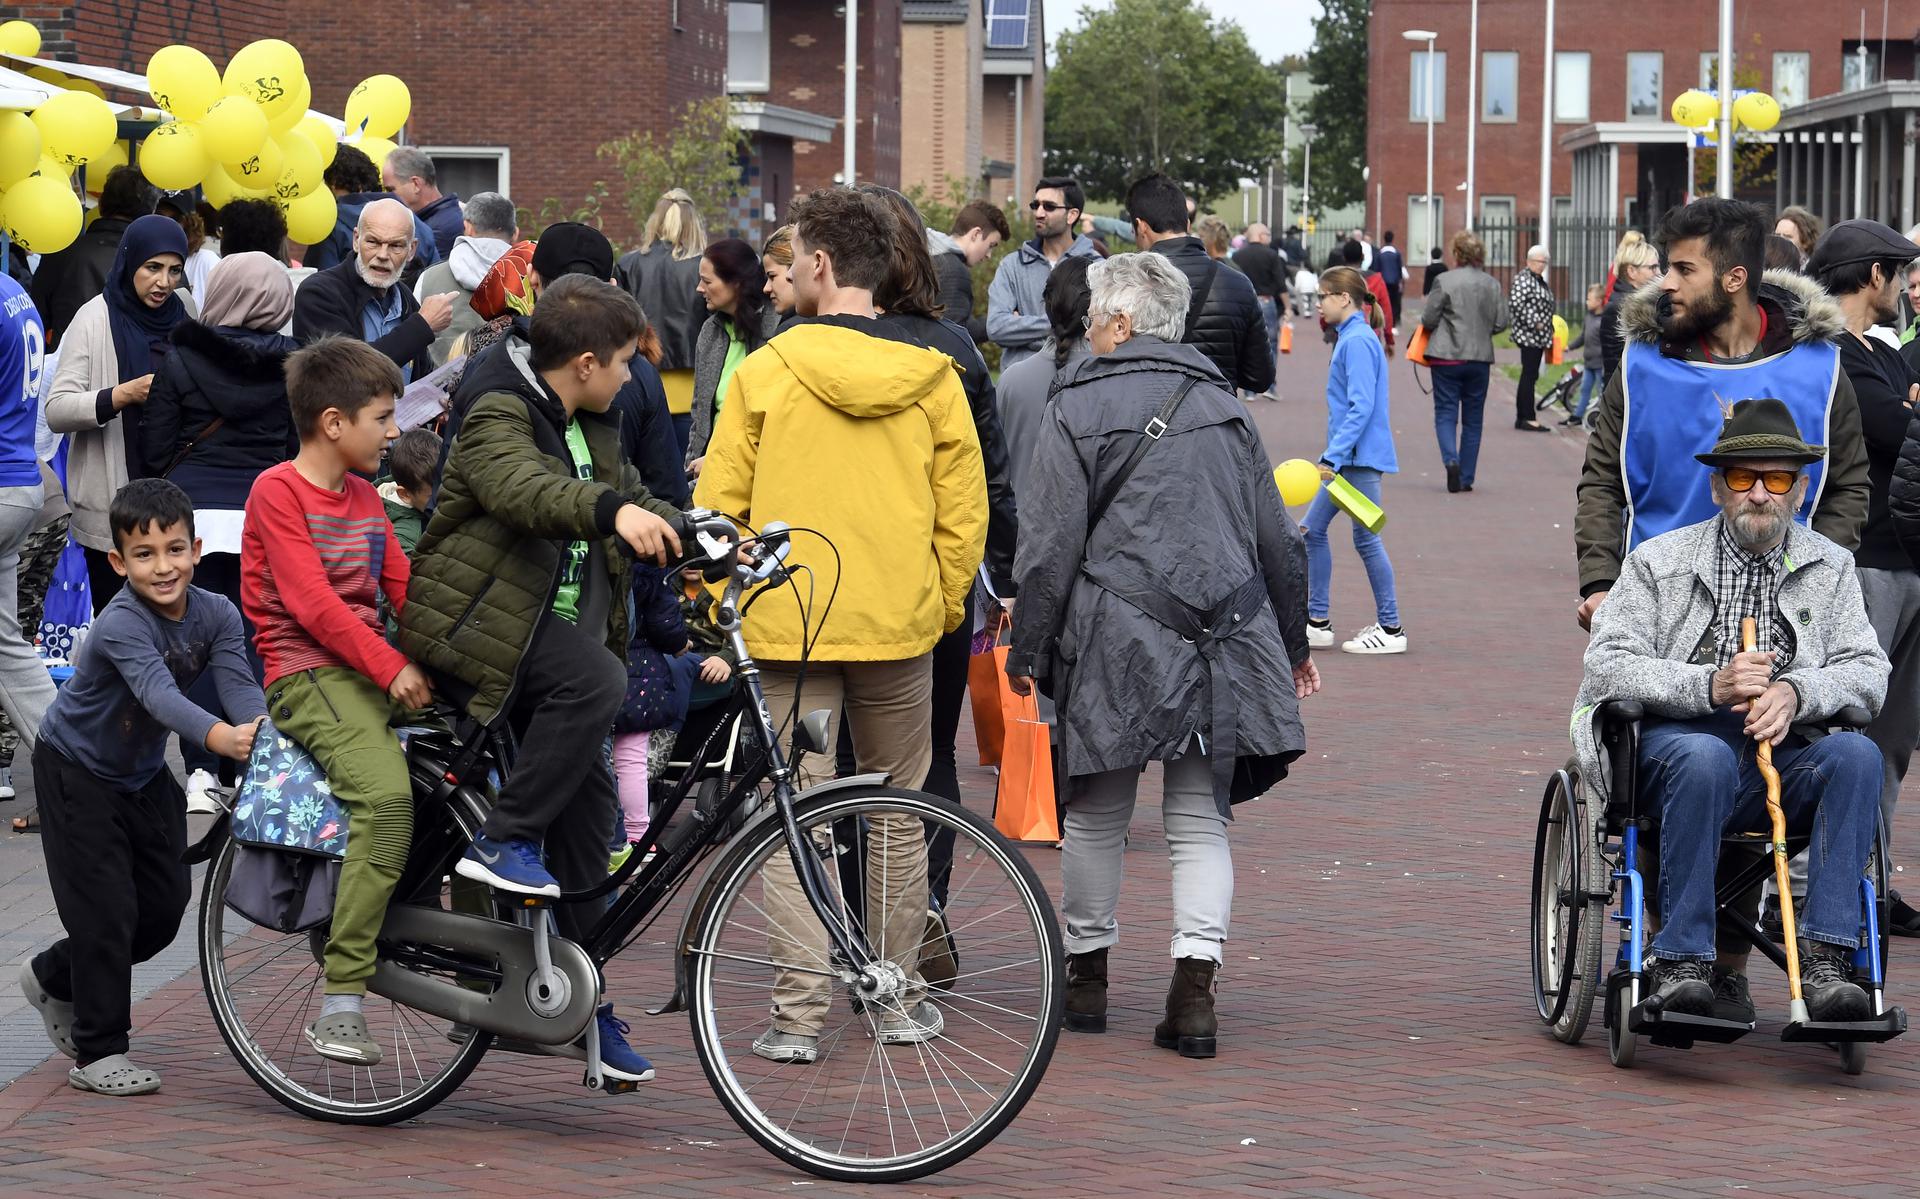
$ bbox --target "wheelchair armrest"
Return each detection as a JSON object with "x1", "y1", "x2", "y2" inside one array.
[
  {"x1": 1600, "y1": 700, "x2": 1645, "y2": 726},
  {"x1": 1828, "y1": 706, "x2": 1872, "y2": 731}
]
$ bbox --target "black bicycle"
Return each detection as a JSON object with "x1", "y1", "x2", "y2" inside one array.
[{"x1": 195, "y1": 512, "x2": 1064, "y2": 1182}]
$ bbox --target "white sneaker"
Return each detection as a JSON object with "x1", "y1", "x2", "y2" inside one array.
[
  {"x1": 0, "y1": 766, "x2": 14, "y2": 801},
  {"x1": 1340, "y1": 624, "x2": 1408, "y2": 655},
  {"x1": 184, "y1": 768, "x2": 222, "y2": 815},
  {"x1": 1306, "y1": 622, "x2": 1335, "y2": 649}
]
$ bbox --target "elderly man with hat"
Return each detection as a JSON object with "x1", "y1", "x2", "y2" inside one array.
[
  {"x1": 1572, "y1": 398, "x2": 1890, "y2": 1024},
  {"x1": 1808, "y1": 220, "x2": 1920, "y2": 935}
]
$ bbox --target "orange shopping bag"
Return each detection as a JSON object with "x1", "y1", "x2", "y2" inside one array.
[
  {"x1": 994, "y1": 685, "x2": 1059, "y2": 843},
  {"x1": 1404, "y1": 324, "x2": 1430, "y2": 365},
  {"x1": 966, "y1": 615, "x2": 1011, "y2": 767},
  {"x1": 1279, "y1": 322, "x2": 1293, "y2": 354}
]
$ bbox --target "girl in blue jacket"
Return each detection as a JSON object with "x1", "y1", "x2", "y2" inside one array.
[{"x1": 1305, "y1": 267, "x2": 1404, "y2": 655}]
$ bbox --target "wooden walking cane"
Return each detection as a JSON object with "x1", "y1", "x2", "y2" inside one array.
[{"x1": 1744, "y1": 617, "x2": 1811, "y2": 1025}]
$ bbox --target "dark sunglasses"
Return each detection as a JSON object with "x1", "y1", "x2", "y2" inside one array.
[
  {"x1": 1721, "y1": 467, "x2": 1799, "y2": 495},
  {"x1": 1028, "y1": 200, "x2": 1067, "y2": 213}
]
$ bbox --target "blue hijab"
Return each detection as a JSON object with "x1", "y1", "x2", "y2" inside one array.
[{"x1": 103, "y1": 214, "x2": 190, "y2": 384}]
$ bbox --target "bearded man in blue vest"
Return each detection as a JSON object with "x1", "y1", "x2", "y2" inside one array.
[{"x1": 1577, "y1": 198, "x2": 1871, "y2": 633}]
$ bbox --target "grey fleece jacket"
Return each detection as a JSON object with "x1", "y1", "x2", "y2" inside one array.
[
  {"x1": 1575, "y1": 269, "x2": 1873, "y2": 596},
  {"x1": 1570, "y1": 515, "x2": 1888, "y2": 802}
]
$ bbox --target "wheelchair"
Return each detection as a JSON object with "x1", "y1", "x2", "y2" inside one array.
[{"x1": 1530, "y1": 700, "x2": 1908, "y2": 1074}]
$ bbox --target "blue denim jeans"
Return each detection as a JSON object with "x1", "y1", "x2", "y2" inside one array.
[
  {"x1": 1639, "y1": 710, "x2": 1882, "y2": 960},
  {"x1": 1570, "y1": 366, "x2": 1601, "y2": 420},
  {"x1": 1429, "y1": 361, "x2": 1489, "y2": 487},
  {"x1": 1303, "y1": 467, "x2": 1398, "y2": 627}
]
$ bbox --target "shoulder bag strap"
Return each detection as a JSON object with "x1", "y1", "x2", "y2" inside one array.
[
  {"x1": 161, "y1": 416, "x2": 225, "y2": 479},
  {"x1": 1085, "y1": 375, "x2": 1201, "y2": 533}
]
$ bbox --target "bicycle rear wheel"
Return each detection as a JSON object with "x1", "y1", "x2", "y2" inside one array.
[
  {"x1": 685, "y1": 786, "x2": 1063, "y2": 1182},
  {"x1": 199, "y1": 834, "x2": 494, "y2": 1124}
]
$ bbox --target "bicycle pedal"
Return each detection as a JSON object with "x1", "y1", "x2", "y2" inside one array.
[{"x1": 589, "y1": 1073, "x2": 643, "y2": 1096}]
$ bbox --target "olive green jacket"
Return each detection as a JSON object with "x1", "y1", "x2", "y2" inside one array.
[{"x1": 397, "y1": 340, "x2": 678, "y2": 724}]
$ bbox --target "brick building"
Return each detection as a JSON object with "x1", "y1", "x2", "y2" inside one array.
[
  {"x1": 897, "y1": 0, "x2": 1043, "y2": 206},
  {"x1": 1367, "y1": 0, "x2": 1906, "y2": 268},
  {"x1": 0, "y1": 0, "x2": 287, "y2": 68}
]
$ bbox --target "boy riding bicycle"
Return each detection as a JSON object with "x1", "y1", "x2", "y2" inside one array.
[{"x1": 398, "y1": 274, "x2": 682, "y2": 1083}]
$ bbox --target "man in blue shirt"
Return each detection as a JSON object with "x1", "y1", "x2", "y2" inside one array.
[{"x1": 0, "y1": 273, "x2": 59, "y2": 751}]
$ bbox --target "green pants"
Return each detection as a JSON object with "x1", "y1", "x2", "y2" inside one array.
[{"x1": 267, "y1": 668, "x2": 414, "y2": 996}]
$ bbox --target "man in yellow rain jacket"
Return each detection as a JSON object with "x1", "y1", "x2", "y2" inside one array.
[{"x1": 693, "y1": 185, "x2": 987, "y2": 1066}]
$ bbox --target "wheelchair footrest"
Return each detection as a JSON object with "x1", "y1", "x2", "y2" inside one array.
[
  {"x1": 1628, "y1": 1000, "x2": 1753, "y2": 1047},
  {"x1": 1781, "y1": 1007, "x2": 1907, "y2": 1044}
]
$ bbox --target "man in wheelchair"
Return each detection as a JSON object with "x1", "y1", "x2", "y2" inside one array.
[{"x1": 1574, "y1": 399, "x2": 1891, "y2": 1023}]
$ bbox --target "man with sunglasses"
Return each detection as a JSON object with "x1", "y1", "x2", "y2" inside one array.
[
  {"x1": 986, "y1": 176, "x2": 1102, "y2": 371},
  {"x1": 1572, "y1": 398, "x2": 1889, "y2": 1025}
]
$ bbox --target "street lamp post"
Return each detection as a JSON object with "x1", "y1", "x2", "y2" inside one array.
[
  {"x1": 1300, "y1": 122, "x2": 1318, "y2": 230},
  {"x1": 1404, "y1": 29, "x2": 1439, "y2": 261}
]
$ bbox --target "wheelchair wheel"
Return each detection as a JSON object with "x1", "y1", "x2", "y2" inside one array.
[
  {"x1": 684, "y1": 785, "x2": 1063, "y2": 1182},
  {"x1": 1531, "y1": 766, "x2": 1605, "y2": 1043},
  {"x1": 1839, "y1": 1040, "x2": 1868, "y2": 1075},
  {"x1": 1606, "y1": 978, "x2": 1637, "y2": 1068},
  {"x1": 199, "y1": 834, "x2": 494, "y2": 1124}
]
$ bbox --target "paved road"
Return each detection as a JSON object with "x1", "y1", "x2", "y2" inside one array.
[{"x1": 0, "y1": 324, "x2": 1915, "y2": 1197}]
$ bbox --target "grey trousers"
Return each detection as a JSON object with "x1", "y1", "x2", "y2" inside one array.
[
  {"x1": 1859, "y1": 566, "x2": 1920, "y2": 842},
  {"x1": 0, "y1": 485, "x2": 55, "y2": 749},
  {"x1": 1061, "y1": 750, "x2": 1233, "y2": 963}
]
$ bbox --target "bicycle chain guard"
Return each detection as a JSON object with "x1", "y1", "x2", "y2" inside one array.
[{"x1": 372, "y1": 904, "x2": 600, "y2": 1046}]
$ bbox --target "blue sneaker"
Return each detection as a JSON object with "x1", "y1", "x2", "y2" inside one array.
[
  {"x1": 586, "y1": 1003, "x2": 655, "y2": 1082},
  {"x1": 455, "y1": 833, "x2": 560, "y2": 897}
]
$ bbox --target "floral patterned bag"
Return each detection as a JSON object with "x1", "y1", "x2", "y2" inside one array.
[{"x1": 224, "y1": 719, "x2": 347, "y2": 933}]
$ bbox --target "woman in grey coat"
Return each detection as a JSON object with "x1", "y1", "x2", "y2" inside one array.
[
  {"x1": 1007, "y1": 252, "x2": 1319, "y2": 1058},
  {"x1": 1417, "y1": 230, "x2": 1509, "y2": 492}
]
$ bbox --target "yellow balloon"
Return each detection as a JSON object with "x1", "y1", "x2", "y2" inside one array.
[
  {"x1": 31, "y1": 154, "x2": 68, "y2": 181},
  {"x1": 4, "y1": 173, "x2": 83, "y2": 253},
  {"x1": 1273, "y1": 458, "x2": 1323, "y2": 508},
  {"x1": 344, "y1": 74, "x2": 410, "y2": 140},
  {"x1": 1733, "y1": 91, "x2": 1781, "y2": 133},
  {"x1": 0, "y1": 20, "x2": 40, "y2": 58},
  {"x1": 1670, "y1": 89, "x2": 1718, "y2": 130},
  {"x1": 224, "y1": 134, "x2": 284, "y2": 193},
  {"x1": 346, "y1": 134, "x2": 397, "y2": 174},
  {"x1": 137, "y1": 121, "x2": 208, "y2": 191},
  {"x1": 1551, "y1": 313, "x2": 1570, "y2": 345},
  {"x1": 224, "y1": 39, "x2": 303, "y2": 95},
  {"x1": 0, "y1": 111, "x2": 40, "y2": 188},
  {"x1": 270, "y1": 131, "x2": 323, "y2": 200},
  {"x1": 282, "y1": 187, "x2": 337, "y2": 245},
  {"x1": 294, "y1": 115, "x2": 337, "y2": 169},
  {"x1": 147, "y1": 44, "x2": 222, "y2": 121},
  {"x1": 32, "y1": 90, "x2": 116, "y2": 167},
  {"x1": 199, "y1": 94, "x2": 268, "y2": 164},
  {"x1": 267, "y1": 73, "x2": 311, "y2": 134},
  {"x1": 83, "y1": 139, "x2": 128, "y2": 192}
]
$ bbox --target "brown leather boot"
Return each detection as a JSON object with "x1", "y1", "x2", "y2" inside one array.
[
  {"x1": 1062, "y1": 948, "x2": 1108, "y2": 1033},
  {"x1": 1151, "y1": 957, "x2": 1217, "y2": 1058}
]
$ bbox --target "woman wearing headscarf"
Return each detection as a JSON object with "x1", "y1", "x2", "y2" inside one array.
[
  {"x1": 45, "y1": 214, "x2": 197, "y2": 609},
  {"x1": 685, "y1": 237, "x2": 782, "y2": 471},
  {"x1": 140, "y1": 252, "x2": 297, "y2": 623}
]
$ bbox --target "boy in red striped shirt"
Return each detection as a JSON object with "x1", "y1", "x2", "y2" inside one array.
[{"x1": 241, "y1": 335, "x2": 433, "y2": 1068}]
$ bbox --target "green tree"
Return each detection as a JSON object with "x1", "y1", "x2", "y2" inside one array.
[
  {"x1": 1044, "y1": 0, "x2": 1287, "y2": 204},
  {"x1": 1298, "y1": 0, "x2": 1369, "y2": 212},
  {"x1": 598, "y1": 97, "x2": 749, "y2": 241}
]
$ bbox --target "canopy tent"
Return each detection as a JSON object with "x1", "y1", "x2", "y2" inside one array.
[{"x1": 0, "y1": 51, "x2": 346, "y2": 132}]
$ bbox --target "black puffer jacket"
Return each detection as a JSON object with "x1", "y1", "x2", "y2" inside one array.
[
  {"x1": 1150, "y1": 236, "x2": 1275, "y2": 395},
  {"x1": 878, "y1": 312, "x2": 1021, "y2": 594},
  {"x1": 614, "y1": 243, "x2": 704, "y2": 371},
  {"x1": 1883, "y1": 404, "x2": 1920, "y2": 569},
  {"x1": 140, "y1": 321, "x2": 297, "y2": 508}
]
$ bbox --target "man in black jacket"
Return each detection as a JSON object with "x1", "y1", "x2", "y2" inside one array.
[
  {"x1": 927, "y1": 200, "x2": 1009, "y2": 347},
  {"x1": 32, "y1": 166, "x2": 151, "y2": 350},
  {"x1": 1124, "y1": 173, "x2": 1274, "y2": 395},
  {"x1": 293, "y1": 198, "x2": 454, "y2": 383}
]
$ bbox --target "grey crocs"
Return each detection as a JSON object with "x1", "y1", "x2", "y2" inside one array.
[
  {"x1": 305, "y1": 1011, "x2": 384, "y2": 1065},
  {"x1": 19, "y1": 960, "x2": 77, "y2": 1059},
  {"x1": 68, "y1": 1054, "x2": 161, "y2": 1096}
]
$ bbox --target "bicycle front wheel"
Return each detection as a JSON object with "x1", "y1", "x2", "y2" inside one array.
[{"x1": 685, "y1": 785, "x2": 1064, "y2": 1182}]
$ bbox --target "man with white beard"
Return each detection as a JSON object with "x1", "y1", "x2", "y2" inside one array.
[{"x1": 293, "y1": 197, "x2": 455, "y2": 383}]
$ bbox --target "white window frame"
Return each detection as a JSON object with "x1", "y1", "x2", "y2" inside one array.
[
  {"x1": 1407, "y1": 194, "x2": 1445, "y2": 264},
  {"x1": 1773, "y1": 51, "x2": 1810, "y2": 108},
  {"x1": 420, "y1": 145, "x2": 511, "y2": 200},
  {"x1": 728, "y1": 0, "x2": 771, "y2": 93},
  {"x1": 1480, "y1": 195, "x2": 1516, "y2": 267},
  {"x1": 1410, "y1": 50, "x2": 1447, "y2": 123},
  {"x1": 1553, "y1": 51, "x2": 1590, "y2": 123},
  {"x1": 1700, "y1": 52, "x2": 1718, "y2": 90},
  {"x1": 1481, "y1": 51, "x2": 1518, "y2": 123},
  {"x1": 1626, "y1": 52, "x2": 1662, "y2": 121}
]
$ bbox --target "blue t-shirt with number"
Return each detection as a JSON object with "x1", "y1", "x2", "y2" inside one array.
[{"x1": 0, "y1": 273, "x2": 44, "y2": 487}]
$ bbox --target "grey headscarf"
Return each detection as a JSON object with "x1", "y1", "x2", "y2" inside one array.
[{"x1": 197, "y1": 251, "x2": 295, "y2": 332}]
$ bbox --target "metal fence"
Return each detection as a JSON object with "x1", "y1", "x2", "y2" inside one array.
[{"x1": 1475, "y1": 216, "x2": 1638, "y2": 320}]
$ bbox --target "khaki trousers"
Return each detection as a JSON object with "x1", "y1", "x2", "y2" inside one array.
[{"x1": 758, "y1": 656, "x2": 933, "y2": 1036}]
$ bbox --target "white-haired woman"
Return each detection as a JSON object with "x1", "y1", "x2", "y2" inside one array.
[
  {"x1": 1007, "y1": 252, "x2": 1318, "y2": 1059},
  {"x1": 1509, "y1": 243, "x2": 1556, "y2": 432}
]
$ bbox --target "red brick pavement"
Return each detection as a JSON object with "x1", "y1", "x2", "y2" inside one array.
[{"x1": 1, "y1": 329, "x2": 1917, "y2": 1197}]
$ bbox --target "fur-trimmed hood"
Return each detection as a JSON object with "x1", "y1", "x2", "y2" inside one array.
[{"x1": 1618, "y1": 267, "x2": 1846, "y2": 351}]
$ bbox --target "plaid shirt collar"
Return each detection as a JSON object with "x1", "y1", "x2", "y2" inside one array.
[{"x1": 1713, "y1": 517, "x2": 1791, "y2": 669}]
